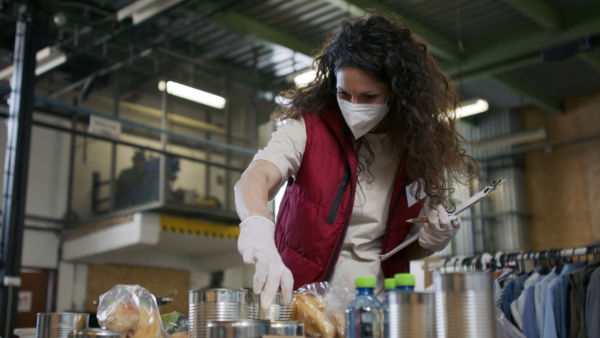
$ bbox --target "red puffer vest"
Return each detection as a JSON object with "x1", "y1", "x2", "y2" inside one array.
[{"x1": 274, "y1": 109, "x2": 424, "y2": 290}]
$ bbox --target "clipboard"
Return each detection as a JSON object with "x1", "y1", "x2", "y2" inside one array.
[{"x1": 380, "y1": 179, "x2": 506, "y2": 261}]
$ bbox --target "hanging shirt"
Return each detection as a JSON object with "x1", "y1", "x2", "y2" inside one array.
[
  {"x1": 535, "y1": 267, "x2": 558, "y2": 336},
  {"x1": 494, "y1": 268, "x2": 526, "y2": 338},
  {"x1": 522, "y1": 278, "x2": 542, "y2": 338},
  {"x1": 252, "y1": 118, "x2": 425, "y2": 295},
  {"x1": 569, "y1": 261, "x2": 600, "y2": 338},
  {"x1": 585, "y1": 267, "x2": 600, "y2": 338},
  {"x1": 542, "y1": 262, "x2": 586, "y2": 338},
  {"x1": 511, "y1": 272, "x2": 541, "y2": 330},
  {"x1": 502, "y1": 279, "x2": 519, "y2": 326}
]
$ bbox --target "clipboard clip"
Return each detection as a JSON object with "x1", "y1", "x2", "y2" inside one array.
[{"x1": 483, "y1": 179, "x2": 505, "y2": 194}]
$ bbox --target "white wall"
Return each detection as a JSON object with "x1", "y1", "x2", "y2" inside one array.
[
  {"x1": 0, "y1": 114, "x2": 70, "y2": 219},
  {"x1": 21, "y1": 230, "x2": 60, "y2": 268},
  {"x1": 0, "y1": 114, "x2": 69, "y2": 269},
  {"x1": 56, "y1": 262, "x2": 88, "y2": 312}
]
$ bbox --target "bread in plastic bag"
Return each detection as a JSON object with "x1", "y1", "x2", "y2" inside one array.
[
  {"x1": 294, "y1": 281, "x2": 354, "y2": 338},
  {"x1": 323, "y1": 282, "x2": 355, "y2": 338},
  {"x1": 97, "y1": 284, "x2": 167, "y2": 338}
]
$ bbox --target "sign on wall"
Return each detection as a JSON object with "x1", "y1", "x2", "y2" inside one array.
[
  {"x1": 88, "y1": 115, "x2": 121, "y2": 139},
  {"x1": 18, "y1": 290, "x2": 33, "y2": 312}
]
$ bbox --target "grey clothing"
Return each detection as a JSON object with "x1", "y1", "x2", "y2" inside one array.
[
  {"x1": 569, "y1": 261, "x2": 600, "y2": 338},
  {"x1": 585, "y1": 267, "x2": 600, "y2": 338}
]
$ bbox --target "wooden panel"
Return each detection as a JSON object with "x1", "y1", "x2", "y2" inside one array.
[
  {"x1": 521, "y1": 90, "x2": 600, "y2": 250},
  {"x1": 17, "y1": 269, "x2": 53, "y2": 328},
  {"x1": 584, "y1": 140, "x2": 600, "y2": 240},
  {"x1": 87, "y1": 264, "x2": 190, "y2": 315}
]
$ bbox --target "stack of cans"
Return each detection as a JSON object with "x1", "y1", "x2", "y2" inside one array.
[
  {"x1": 255, "y1": 292, "x2": 296, "y2": 321},
  {"x1": 387, "y1": 291, "x2": 436, "y2": 337},
  {"x1": 206, "y1": 319, "x2": 271, "y2": 338},
  {"x1": 67, "y1": 328, "x2": 124, "y2": 338},
  {"x1": 434, "y1": 272, "x2": 496, "y2": 337},
  {"x1": 189, "y1": 288, "x2": 250, "y2": 338}
]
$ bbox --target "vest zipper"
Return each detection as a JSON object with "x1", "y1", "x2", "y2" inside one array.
[
  {"x1": 323, "y1": 166, "x2": 352, "y2": 282},
  {"x1": 326, "y1": 168, "x2": 351, "y2": 224}
]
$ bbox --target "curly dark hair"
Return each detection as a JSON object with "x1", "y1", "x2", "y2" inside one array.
[{"x1": 273, "y1": 13, "x2": 478, "y2": 209}]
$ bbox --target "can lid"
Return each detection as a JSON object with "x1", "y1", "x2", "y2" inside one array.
[
  {"x1": 355, "y1": 276, "x2": 376, "y2": 288},
  {"x1": 384, "y1": 278, "x2": 396, "y2": 290},
  {"x1": 394, "y1": 273, "x2": 415, "y2": 286}
]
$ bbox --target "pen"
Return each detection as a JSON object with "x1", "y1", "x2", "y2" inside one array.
[{"x1": 406, "y1": 214, "x2": 457, "y2": 223}]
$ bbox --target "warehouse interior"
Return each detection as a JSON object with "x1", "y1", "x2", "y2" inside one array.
[{"x1": 1, "y1": 0, "x2": 600, "y2": 335}]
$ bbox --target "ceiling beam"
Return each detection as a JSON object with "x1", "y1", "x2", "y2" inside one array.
[
  {"x1": 489, "y1": 74, "x2": 563, "y2": 114},
  {"x1": 196, "y1": 2, "x2": 315, "y2": 57},
  {"x1": 194, "y1": 1, "x2": 588, "y2": 114},
  {"x1": 454, "y1": 53, "x2": 540, "y2": 83},
  {"x1": 327, "y1": 0, "x2": 462, "y2": 61},
  {"x1": 577, "y1": 49, "x2": 600, "y2": 73},
  {"x1": 448, "y1": 12, "x2": 600, "y2": 77},
  {"x1": 502, "y1": 0, "x2": 561, "y2": 31}
]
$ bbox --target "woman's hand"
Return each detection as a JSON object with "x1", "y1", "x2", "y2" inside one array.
[
  {"x1": 418, "y1": 205, "x2": 461, "y2": 252},
  {"x1": 237, "y1": 216, "x2": 294, "y2": 309}
]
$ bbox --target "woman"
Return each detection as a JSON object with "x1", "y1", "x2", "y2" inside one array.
[{"x1": 234, "y1": 13, "x2": 477, "y2": 308}]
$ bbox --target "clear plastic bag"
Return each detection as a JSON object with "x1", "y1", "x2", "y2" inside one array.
[
  {"x1": 294, "y1": 282, "x2": 354, "y2": 338},
  {"x1": 96, "y1": 285, "x2": 167, "y2": 338},
  {"x1": 323, "y1": 283, "x2": 355, "y2": 338}
]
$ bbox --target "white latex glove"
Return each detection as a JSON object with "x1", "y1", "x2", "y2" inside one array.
[
  {"x1": 418, "y1": 205, "x2": 461, "y2": 252},
  {"x1": 237, "y1": 215, "x2": 294, "y2": 309}
]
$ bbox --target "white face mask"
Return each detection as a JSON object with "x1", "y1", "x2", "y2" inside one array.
[{"x1": 337, "y1": 97, "x2": 390, "y2": 139}]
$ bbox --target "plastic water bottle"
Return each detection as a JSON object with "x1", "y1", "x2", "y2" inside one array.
[
  {"x1": 394, "y1": 273, "x2": 415, "y2": 292},
  {"x1": 381, "y1": 278, "x2": 396, "y2": 310},
  {"x1": 345, "y1": 276, "x2": 385, "y2": 338},
  {"x1": 382, "y1": 278, "x2": 395, "y2": 336}
]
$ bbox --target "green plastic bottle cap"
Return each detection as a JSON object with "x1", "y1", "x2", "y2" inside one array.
[
  {"x1": 384, "y1": 278, "x2": 396, "y2": 290},
  {"x1": 355, "y1": 276, "x2": 376, "y2": 288},
  {"x1": 394, "y1": 273, "x2": 415, "y2": 286}
]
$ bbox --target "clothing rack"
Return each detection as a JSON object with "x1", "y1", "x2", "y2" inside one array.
[{"x1": 428, "y1": 244, "x2": 600, "y2": 272}]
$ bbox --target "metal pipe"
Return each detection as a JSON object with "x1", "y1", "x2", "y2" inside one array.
[
  {"x1": 205, "y1": 109, "x2": 212, "y2": 200},
  {"x1": 159, "y1": 88, "x2": 169, "y2": 204},
  {"x1": 0, "y1": 108, "x2": 247, "y2": 171},
  {"x1": 109, "y1": 70, "x2": 120, "y2": 212},
  {"x1": 48, "y1": 0, "x2": 246, "y2": 100},
  {"x1": 478, "y1": 132, "x2": 600, "y2": 162},
  {"x1": 30, "y1": 94, "x2": 257, "y2": 155},
  {"x1": 225, "y1": 72, "x2": 233, "y2": 211},
  {"x1": 31, "y1": 119, "x2": 244, "y2": 172},
  {"x1": 428, "y1": 245, "x2": 596, "y2": 271},
  {"x1": 0, "y1": 2, "x2": 37, "y2": 335},
  {"x1": 65, "y1": 108, "x2": 77, "y2": 227}
]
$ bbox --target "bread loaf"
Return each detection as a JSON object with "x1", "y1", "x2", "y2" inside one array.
[{"x1": 295, "y1": 293, "x2": 335, "y2": 338}]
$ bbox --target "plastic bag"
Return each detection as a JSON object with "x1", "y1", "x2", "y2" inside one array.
[
  {"x1": 96, "y1": 284, "x2": 167, "y2": 338},
  {"x1": 161, "y1": 311, "x2": 189, "y2": 338},
  {"x1": 294, "y1": 282, "x2": 354, "y2": 338},
  {"x1": 323, "y1": 283, "x2": 355, "y2": 338}
]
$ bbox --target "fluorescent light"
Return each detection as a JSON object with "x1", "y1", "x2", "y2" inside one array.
[
  {"x1": 0, "y1": 46, "x2": 66, "y2": 81},
  {"x1": 455, "y1": 98, "x2": 489, "y2": 119},
  {"x1": 117, "y1": 0, "x2": 185, "y2": 24},
  {"x1": 158, "y1": 80, "x2": 226, "y2": 109},
  {"x1": 294, "y1": 70, "x2": 317, "y2": 87},
  {"x1": 35, "y1": 53, "x2": 67, "y2": 75}
]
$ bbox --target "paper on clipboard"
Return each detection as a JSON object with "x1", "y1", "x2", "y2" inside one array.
[{"x1": 380, "y1": 179, "x2": 505, "y2": 261}]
